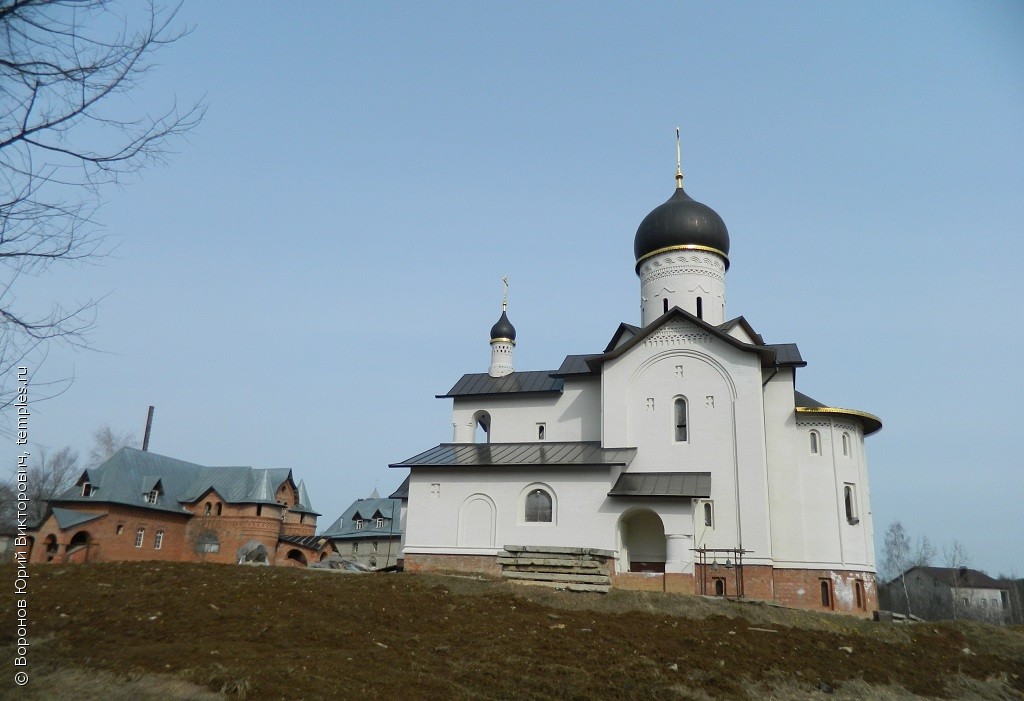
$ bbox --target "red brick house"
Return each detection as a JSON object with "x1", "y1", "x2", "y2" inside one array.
[{"x1": 23, "y1": 447, "x2": 327, "y2": 567}]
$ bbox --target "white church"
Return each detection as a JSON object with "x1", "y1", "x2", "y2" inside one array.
[{"x1": 390, "y1": 150, "x2": 881, "y2": 614}]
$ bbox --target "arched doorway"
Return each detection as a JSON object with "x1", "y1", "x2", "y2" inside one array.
[
  {"x1": 285, "y1": 549, "x2": 307, "y2": 567},
  {"x1": 618, "y1": 509, "x2": 667, "y2": 573},
  {"x1": 66, "y1": 531, "x2": 92, "y2": 563},
  {"x1": 43, "y1": 534, "x2": 58, "y2": 563}
]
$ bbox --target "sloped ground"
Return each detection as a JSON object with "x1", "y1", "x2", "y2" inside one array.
[{"x1": 0, "y1": 562, "x2": 1021, "y2": 700}]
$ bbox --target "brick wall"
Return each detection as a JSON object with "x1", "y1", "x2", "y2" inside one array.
[{"x1": 772, "y1": 568, "x2": 876, "y2": 616}]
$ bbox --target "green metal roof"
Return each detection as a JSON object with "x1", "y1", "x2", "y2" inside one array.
[
  {"x1": 53, "y1": 447, "x2": 320, "y2": 516},
  {"x1": 320, "y1": 496, "x2": 402, "y2": 540},
  {"x1": 51, "y1": 507, "x2": 106, "y2": 530}
]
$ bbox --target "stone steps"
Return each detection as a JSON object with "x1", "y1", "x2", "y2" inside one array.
[{"x1": 498, "y1": 545, "x2": 614, "y2": 594}]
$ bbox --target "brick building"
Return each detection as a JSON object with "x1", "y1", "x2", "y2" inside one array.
[{"x1": 23, "y1": 447, "x2": 327, "y2": 567}]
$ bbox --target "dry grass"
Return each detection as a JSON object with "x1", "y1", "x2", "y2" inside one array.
[{"x1": 1, "y1": 562, "x2": 1021, "y2": 700}]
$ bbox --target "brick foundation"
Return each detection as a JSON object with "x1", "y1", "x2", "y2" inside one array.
[{"x1": 403, "y1": 552, "x2": 876, "y2": 615}]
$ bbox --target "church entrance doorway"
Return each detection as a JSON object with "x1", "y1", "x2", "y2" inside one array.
[{"x1": 618, "y1": 509, "x2": 666, "y2": 572}]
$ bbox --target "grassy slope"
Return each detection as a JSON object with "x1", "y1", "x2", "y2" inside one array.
[{"x1": 1, "y1": 562, "x2": 1022, "y2": 700}]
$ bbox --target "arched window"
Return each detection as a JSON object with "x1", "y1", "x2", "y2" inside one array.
[
  {"x1": 714, "y1": 578, "x2": 725, "y2": 596},
  {"x1": 663, "y1": 298, "x2": 669, "y2": 314},
  {"x1": 820, "y1": 579, "x2": 832, "y2": 608},
  {"x1": 855, "y1": 580, "x2": 865, "y2": 609},
  {"x1": 703, "y1": 502, "x2": 713, "y2": 528},
  {"x1": 197, "y1": 532, "x2": 220, "y2": 553},
  {"x1": 474, "y1": 411, "x2": 491, "y2": 444},
  {"x1": 844, "y1": 484, "x2": 858, "y2": 524},
  {"x1": 696, "y1": 296, "x2": 703, "y2": 319},
  {"x1": 204, "y1": 502, "x2": 211, "y2": 516},
  {"x1": 674, "y1": 398, "x2": 688, "y2": 442},
  {"x1": 216, "y1": 503, "x2": 223, "y2": 516},
  {"x1": 809, "y1": 430, "x2": 820, "y2": 455},
  {"x1": 525, "y1": 489, "x2": 553, "y2": 523},
  {"x1": 842, "y1": 433, "x2": 851, "y2": 456}
]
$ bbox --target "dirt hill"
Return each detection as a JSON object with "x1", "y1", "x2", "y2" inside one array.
[{"x1": 1, "y1": 562, "x2": 1021, "y2": 700}]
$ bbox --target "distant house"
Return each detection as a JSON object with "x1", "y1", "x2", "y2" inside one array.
[
  {"x1": 22, "y1": 447, "x2": 327, "y2": 567},
  {"x1": 881, "y1": 566, "x2": 1011, "y2": 624},
  {"x1": 320, "y1": 487, "x2": 404, "y2": 570}
]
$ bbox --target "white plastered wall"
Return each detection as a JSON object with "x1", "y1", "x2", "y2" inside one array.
[
  {"x1": 638, "y1": 251, "x2": 727, "y2": 327},
  {"x1": 599, "y1": 318, "x2": 773, "y2": 567},
  {"x1": 450, "y1": 377, "x2": 601, "y2": 444}
]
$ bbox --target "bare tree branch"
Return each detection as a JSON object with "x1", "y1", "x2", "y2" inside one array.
[{"x1": 0, "y1": 0, "x2": 205, "y2": 419}]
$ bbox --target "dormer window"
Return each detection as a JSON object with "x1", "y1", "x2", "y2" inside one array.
[
  {"x1": 81, "y1": 482, "x2": 92, "y2": 497},
  {"x1": 355, "y1": 519, "x2": 363, "y2": 531},
  {"x1": 376, "y1": 517, "x2": 384, "y2": 529},
  {"x1": 144, "y1": 490, "x2": 159, "y2": 504}
]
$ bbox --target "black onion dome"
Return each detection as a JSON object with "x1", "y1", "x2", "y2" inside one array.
[
  {"x1": 634, "y1": 186, "x2": 730, "y2": 267},
  {"x1": 489, "y1": 310, "x2": 516, "y2": 342}
]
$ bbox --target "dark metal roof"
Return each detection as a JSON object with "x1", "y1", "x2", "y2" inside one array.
[
  {"x1": 489, "y1": 310, "x2": 516, "y2": 341},
  {"x1": 550, "y1": 354, "x2": 600, "y2": 378},
  {"x1": 767, "y1": 343, "x2": 806, "y2": 367},
  {"x1": 279, "y1": 534, "x2": 323, "y2": 550},
  {"x1": 904, "y1": 566, "x2": 1007, "y2": 590},
  {"x1": 389, "y1": 475, "x2": 409, "y2": 500},
  {"x1": 390, "y1": 442, "x2": 636, "y2": 469},
  {"x1": 438, "y1": 371, "x2": 563, "y2": 398},
  {"x1": 717, "y1": 316, "x2": 765, "y2": 345},
  {"x1": 589, "y1": 308, "x2": 778, "y2": 373},
  {"x1": 634, "y1": 186, "x2": 730, "y2": 267},
  {"x1": 608, "y1": 472, "x2": 711, "y2": 498}
]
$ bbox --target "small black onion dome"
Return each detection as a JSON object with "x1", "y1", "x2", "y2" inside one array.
[
  {"x1": 634, "y1": 186, "x2": 730, "y2": 268},
  {"x1": 490, "y1": 310, "x2": 516, "y2": 342}
]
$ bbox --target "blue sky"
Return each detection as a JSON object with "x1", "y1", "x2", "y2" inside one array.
[{"x1": 10, "y1": 1, "x2": 1023, "y2": 576}]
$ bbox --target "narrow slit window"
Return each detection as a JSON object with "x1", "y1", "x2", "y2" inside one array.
[
  {"x1": 704, "y1": 501, "x2": 713, "y2": 527},
  {"x1": 135, "y1": 528, "x2": 145, "y2": 548},
  {"x1": 810, "y1": 430, "x2": 820, "y2": 455},
  {"x1": 663, "y1": 298, "x2": 669, "y2": 314},
  {"x1": 216, "y1": 503, "x2": 223, "y2": 516},
  {"x1": 842, "y1": 433, "x2": 850, "y2": 456},
  {"x1": 844, "y1": 484, "x2": 859, "y2": 524},
  {"x1": 537, "y1": 423, "x2": 546, "y2": 440},
  {"x1": 674, "y1": 398, "x2": 688, "y2": 442},
  {"x1": 820, "y1": 579, "x2": 832, "y2": 608},
  {"x1": 154, "y1": 530, "x2": 164, "y2": 550},
  {"x1": 696, "y1": 296, "x2": 703, "y2": 319}
]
